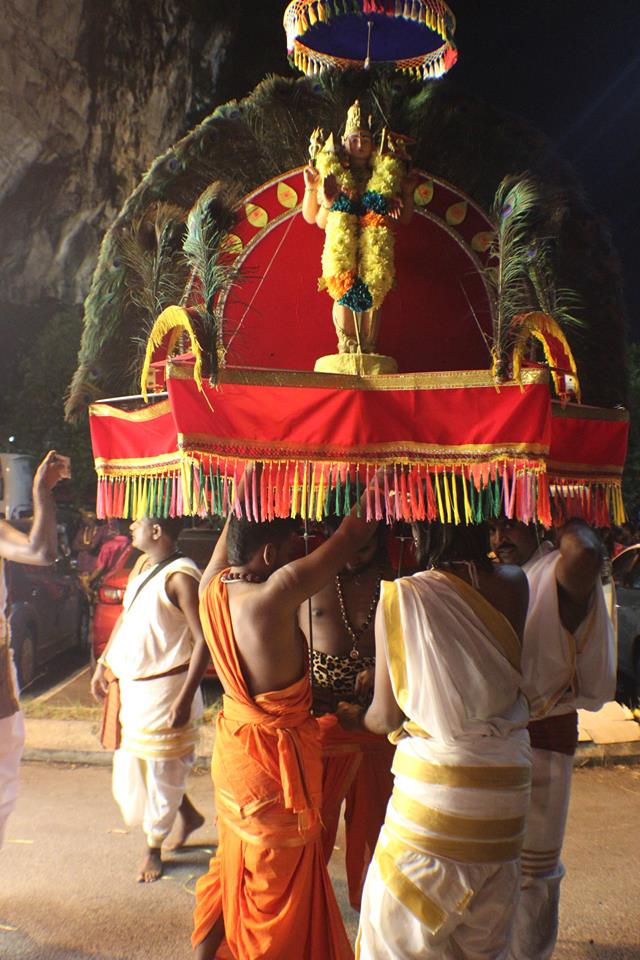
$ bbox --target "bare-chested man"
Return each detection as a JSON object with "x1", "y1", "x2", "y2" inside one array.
[
  {"x1": 0, "y1": 451, "x2": 69, "y2": 847},
  {"x1": 298, "y1": 521, "x2": 395, "y2": 910},
  {"x1": 172, "y1": 481, "x2": 374, "y2": 959}
]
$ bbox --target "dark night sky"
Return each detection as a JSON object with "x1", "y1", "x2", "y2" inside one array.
[{"x1": 440, "y1": 1, "x2": 640, "y2": 340}]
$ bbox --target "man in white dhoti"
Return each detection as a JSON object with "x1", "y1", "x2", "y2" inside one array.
[
  {"x1": 91, "y1": 516, "x2": 206, "y2": 882},
  {"x1": 490, "y1": 518, "x2": 615, "y2": 960},
  {"x1": 0, "y1": 451, "x2": 69, "y2": 848},
  {"x1": 339, "y1": 521, "x2": 532, "y2": 960}
]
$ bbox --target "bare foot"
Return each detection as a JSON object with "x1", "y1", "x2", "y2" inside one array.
[
  {"x1": 136, "y1": 847, "x2": 162, "y2": 883},
  {"x1": 164, "y1": 795, "x2": 205, "y2": 851}
]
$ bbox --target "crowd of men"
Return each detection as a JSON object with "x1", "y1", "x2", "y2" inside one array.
[{"x1": 0, "y1": 457, "x2": 615, "y2": 959}]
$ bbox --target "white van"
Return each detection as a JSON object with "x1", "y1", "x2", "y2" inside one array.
[{"x1": 0, "y1": 454, "x2": 35, "y2": 519}]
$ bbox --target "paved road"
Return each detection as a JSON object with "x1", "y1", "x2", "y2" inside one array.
[{"x1": 2, "y1": 762, "x2": 640, "y2": 959}]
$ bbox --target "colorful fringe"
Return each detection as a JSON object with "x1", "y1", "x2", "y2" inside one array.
[
  {"x1": 284, "y1": 0, "x2": 458, "y2": 82},
  {"x1": 95, "y1": 459, "x2": 626, "y2": 528}
]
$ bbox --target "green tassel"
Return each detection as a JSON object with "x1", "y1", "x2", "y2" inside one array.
[
  {"x1": 199, "y1": 464, "x2": 205, "y2": 513},
  {"x1": 344, "y1": 470, "x2": 352, "y2": 516},
  {"x1": 355, "y1": 469, "x2": 361, "y2": 518},
  {"x1": 210, "y1": 469, "x2": 217, "y2": 515},
  {"x1": 186, "y1": 464, "x2": 193, "y2": 515},
  {"x1": 475, "y1": 478, "x2": 484, "y2": 523},
  {"x1": 493, "y1": 474, "x2": 501, "y2": 518},
  {"x1": 335, "y1": 471, "x2": 342, "y2": 517},
  {"x1": 324, "y1": 467, "x2": 332, "y2": 516}
]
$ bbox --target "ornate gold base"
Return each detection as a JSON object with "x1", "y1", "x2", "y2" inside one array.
[{"x1": 313, "y1": 353, "x2": 398, "y2": 376}]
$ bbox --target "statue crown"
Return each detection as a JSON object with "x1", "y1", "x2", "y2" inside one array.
[{"x1": 343, "y1": 100, "x2": 371, "y2": 138}]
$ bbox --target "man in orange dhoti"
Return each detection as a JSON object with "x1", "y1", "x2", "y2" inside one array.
[
  {"x1": 173, "y1": 501, "x2": 373, "y2": 959},
  {"x1": 299, "y1": 524, "x2": 394, "y2": 910}
]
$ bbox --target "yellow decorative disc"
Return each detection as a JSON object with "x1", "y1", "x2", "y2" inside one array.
[
  {"x1": 471, "y1": 231, "x2": 494, "y2": 253},
  {"x1": 245, "y1": 203, "x2": 269, "y2": 228},
  {"x1": 414, "y1": 180, "x2": 434, "y2": 206},
  {"x1": 445, "y1": 201, "x2": 468, "y2": 226},
  {"x1": 223, "y1": 234, "x2": 244, "y2": 255},
  {"x1": 277, "y1": 182, "x2": 299, "y2": 209}
]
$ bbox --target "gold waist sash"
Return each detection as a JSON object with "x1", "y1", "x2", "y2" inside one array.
[
  {"x1": 392, "y1": 749, "x2": 531, "y2": 791},
  {"x1": 386, "y1": 787, "x2": 525, "y2": 864}
]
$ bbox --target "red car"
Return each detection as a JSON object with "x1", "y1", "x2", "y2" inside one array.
[{"x1": 91, "y1": 527, "x2": 219, "y2": 675}]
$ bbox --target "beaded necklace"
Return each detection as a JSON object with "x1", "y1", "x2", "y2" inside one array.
[
  {"x1": 221, "y1": 571, "x2": 265, "y2": 584},
  {"x1": 335, "y1": 567, "x2": 382, "y2": 660}
]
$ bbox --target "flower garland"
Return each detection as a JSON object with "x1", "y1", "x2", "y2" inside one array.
[{"x1": 316, "y1": 150, "x2": 405, "y2": 313}]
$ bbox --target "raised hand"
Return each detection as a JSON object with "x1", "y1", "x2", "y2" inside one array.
[{"x1": 34, "y1": 451, "x2": 71, "y2": 492}]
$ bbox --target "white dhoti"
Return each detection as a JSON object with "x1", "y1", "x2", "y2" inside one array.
[
  {"x1": 112, "y1": 672, "x2": 203, "y2": 847},
  {"x1": 508, "y1": 748, "x2": 573, "y2": 960},
  {"x1": 0, "y1": 709, "x2": 25, "y2": 848},
  {"x1": 357, "y1": 572, "x2": 532, "y2": 960}
]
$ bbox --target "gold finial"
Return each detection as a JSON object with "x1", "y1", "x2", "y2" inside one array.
[
  {"x1": 309, "y1": 127, "x2": 325, "y2": 164},
  {"x1": 343, "y1": 100, "x2": 371, "y2": 139}
]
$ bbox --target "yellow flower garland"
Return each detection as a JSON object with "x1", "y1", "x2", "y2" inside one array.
[{"x1": 316, "y1": 150, "x2": 405, "y2": 311}]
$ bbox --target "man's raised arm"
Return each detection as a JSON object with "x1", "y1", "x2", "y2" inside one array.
[{"x1": 0, "y1": 451, "x2": 69, "y2": 566}]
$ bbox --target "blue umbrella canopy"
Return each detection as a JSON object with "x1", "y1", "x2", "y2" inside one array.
[{"x1": 284, "y1": 0, "x2": 457, "y2": 80}]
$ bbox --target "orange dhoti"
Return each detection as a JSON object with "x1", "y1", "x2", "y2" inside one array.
[
  {"x1": 317, "y1": 714, "x2": 395, "y2": 911},
  {"x1": 193, "y1": 573, "x2": 353, "y2": 959}
]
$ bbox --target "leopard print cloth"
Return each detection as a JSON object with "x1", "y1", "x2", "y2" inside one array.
[{"x1": 311, "y1": 648, "x2": 375, "y2": 703}]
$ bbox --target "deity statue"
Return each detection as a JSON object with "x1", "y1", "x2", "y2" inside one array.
[{"x1": 302, "y1": 100, "x2": 417, "y2": 371}]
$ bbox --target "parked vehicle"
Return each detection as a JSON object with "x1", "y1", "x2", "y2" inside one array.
[
  {"x1": 91, "y1": 525, "x2": 220, "y2": 676},
  {"x1": 612, "y1": 544, "x2": 640, "y2": 708},
  {"x1": 0, "y1": 453, "x2": 35, "y2": 520},
  {"x1": 7, "y1": 521, "x2": 90, "y2": 690}
]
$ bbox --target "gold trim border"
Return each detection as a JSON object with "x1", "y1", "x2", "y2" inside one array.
[
  {"x1": 177, "y1": 432, "x2": 549, "y2": 462},
  {"x1": 89, "y1": 399, "x2": 172, "y2": 421},
  {"x1": 168, "y1": 364, "x2": 548, "y2": 392},
  {"x1": 551, "y1": 401, "x2": 629, "y2": 423}
]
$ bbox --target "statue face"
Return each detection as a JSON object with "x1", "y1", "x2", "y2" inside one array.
[{"x1": 343, "y1": 131, "x2": 373, "y2": 161}]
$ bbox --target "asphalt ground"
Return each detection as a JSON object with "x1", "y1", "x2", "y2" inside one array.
[{"x1": 2, "y1": 763, "x2": 640, "y2": 959}]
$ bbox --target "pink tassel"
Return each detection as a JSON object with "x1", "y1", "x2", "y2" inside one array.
[
  {"x1": 260, "y1": 466, "x2": 268, "y2": 522},
  {"x1": 243, "y1": 464, "x2": 252, "y2": 520},
  {"x1": 365, "y1": 464, "x2": 372, "y2": 522},
  {"x1": 267, "y1": 462, "x2": 274, "y2": 521},
  {"x1": 252, "y1": 466, "x2": 259, "y2": 522},
  {"x1": 393, "y1": 465, "x2": 402, "y2": 521},
  {"x1": 232, "y1": 462, "x2": 242, "y2": 519},
  {"x1": 174, "y1": 476, "x2": 181, "y2": 517},
  {"x1": 399, "y1": 467, "x2": 410, "y2": 521},
  {"x1": 383, "y1": 468, "x2": 392, "y2": 522},
  {"x1": 374, "y1": 466, "x2": 382, "y2": 521}
]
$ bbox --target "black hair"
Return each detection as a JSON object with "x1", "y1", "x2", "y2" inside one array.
[
  {"x1": 226, "y1": 516, "x2": 297, "y2": 566},
  {"x1": 413, "y1": 520, "x2": 492, "y2": 571},
  {"x1": 150, "y1": 516, "x2": 184, "y2": 542}
]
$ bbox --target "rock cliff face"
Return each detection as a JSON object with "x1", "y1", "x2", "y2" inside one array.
[{"x1": 0, "y1": 0, "x2": 285, "y2": 311}]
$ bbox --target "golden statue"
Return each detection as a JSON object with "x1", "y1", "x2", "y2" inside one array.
[{"x1": 302, "y1": 100, "x2": 417, "y2": 373}]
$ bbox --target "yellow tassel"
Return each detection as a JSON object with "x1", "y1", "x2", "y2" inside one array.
[
  {"x1": 462, "y1": 466, "x2": 472, "y2": 524},
  {"x1": 316, "y1": 468, "x2": 325, "y2": 522},
  {"x1": 441, "y1": 469, "x2": 453, "y2": 523},
  {"x1": 450, "y1": 469, "x2": 460, "y2": 525},
  {"x1": 301, "y1": 463, "x2": 309, "y2": 521},
  {"x1": 434, "y1": 469, "x2": 445, "y2": 521},
  {"x1": 308, "y1": 4, "x2": 317, "y2": 25},
  {"x1": 291, "y1": 463, "x2": 300, "y2": 518},
  {"x1": 140, "y1": 305, "x2": 205, "y2": 402}
]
